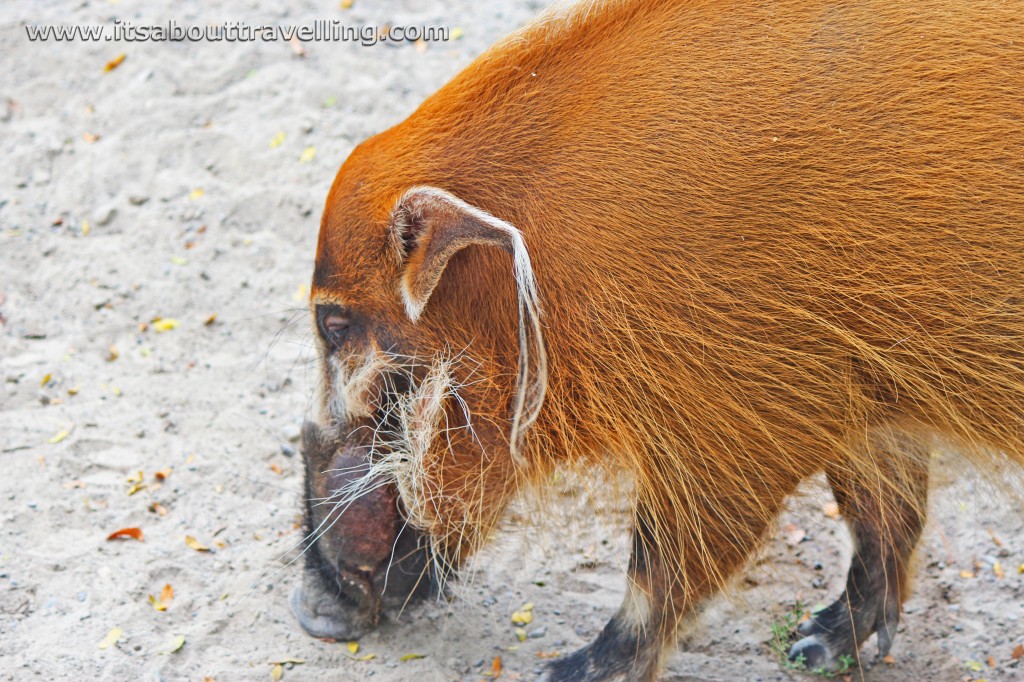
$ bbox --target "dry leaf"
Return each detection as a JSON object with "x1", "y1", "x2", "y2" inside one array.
[
  {"x1": 271, "y1": 663, "x2": 283, "y2": 681},
  {"x1": 204, "y1": 313, "x2": 218, "y2": 326},
  {"x1": 185, "y1": 535, "x2": 210, "y2": 552},
  {"x1": 340, "y1": 0, "x2": 354, "y2": 8},
  {"x1": 994, "y1": 562, "x2": 1005, "y2": 579},
  {"x1": 511, "y1": 610, "x2": 532, "y2": 626},
  {"x1": 170, "y1": 255, "x2": 188, "y2": 265},
  {"x1": 98, "y1": 626, "x2": 123, "y2": 649},
  {"x1": 492, "y1": 655, "x2": 503, "y2": 678},
  {"x1": 451, "y1": 27, "x2": 465, "y2": 40},
  {"x1": 83, "y1": 132, "x2": 100, "y2": 144},
  {"x1": 166, "y1": 634, "x2": 186, "y2": 654},
  {"x1": 299, "y1": 146, "x2": 316, "y2": 163},
  {"x1": 399, "y1": 653, "x2": 426, "y2": 662},
  {"x1": 346, "y1": 642, "x2": 359, "y2": 655},
  {"x1": 189, "y1": 188, "x2": 204, "y2": 200},
  {"x1": 882, "y1": 653, "x2": 896, "y2": 665},
  {"x1": 355, "y1": 653, "x2": 375, "y2": 661},
  {"x1": 515, "y1": 627, "x2": 527, "y2": 642},
  {"x1": 106, "y1": 345, "x2": 119, "y2": 361},
  {"x1": 67, "y1": 386, "x2": 79, "y2": 396},
  {"x1": 104, "y1": 53, "x2": 126, "y2": 72},
  {"x1": 965, "y1": 660, "x2": 984, "y2": 672},
  {"x1": 1012, "y1": 643, "x2": 1024, "y2": 660},
  {"x1": 48, "y1": 428, "x2": 70, "y2": 444},
  {"x1": 289, "y1": 36, "x2": 306, "y2": 57},
  {"x1": 107, "y1": 527, "x2": 144, "y2": 541},
  {"x1": 161, "y1": 583, "x2": 174, "y2": 603},
  {"x1": 154, "y1": 467, "x2": 172, "y2": 481},
  {"x1": 959, "y1": 569, "x2": 975, "y2": 579},
  {"x1": 127, "y1": 483, "x2": 147, "y2": 496},
  {"x1": 269, "y1": 132, "x2": 286, "y2": 149},
  {"x1": 987, "y1": 655, "x2": 997, "y2": 668},
  {"x1": 987, "y1": 529, "x2": 1003, "y2": 547},
  {"x1": 149, "y1": 502, "x2": 168, "y2": 516},
  {"x1": 41, "y1": 373, "x2": 52, "y2": 387},
  {"x1": 269, "y1": 463, "x2": 283, "y2": 475},
  {"x1": 153, "y1": 318, "x2": 179, "y2": 332},
  {"x1": 81, "y1": 220, "x2": 91, "y2": 236},
  {"x1": 148, "y1": 594, "x2": 167, "y2": 611},
  {"x1": 536, "y1": 651, "x2": 561, "y2": 659},
  {"x1": 126, "y1": 470, "x2": 144, "y2": 484}
]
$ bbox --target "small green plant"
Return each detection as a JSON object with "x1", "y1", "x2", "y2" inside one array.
[{"x1": 768, "y1": 602, "x2": 857, "y2": 678}]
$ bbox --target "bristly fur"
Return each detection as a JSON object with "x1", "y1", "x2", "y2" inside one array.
[{"x1": 309, "y1": 0, "x2": 1024, "y2": 678}]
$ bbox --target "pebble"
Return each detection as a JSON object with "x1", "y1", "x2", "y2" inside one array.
[
  {"x1": 283, "y1": 424, "x2": 301, "y2": 443},
  {"x1": 528, "y1": 626, "x2": 547, "y2": 639},
  {"x1": 93, "y1": 203, "x2": 118, "y2": 226},
  {"x1": 280, "y1": 444, "x2": 296, "y2": 457}
]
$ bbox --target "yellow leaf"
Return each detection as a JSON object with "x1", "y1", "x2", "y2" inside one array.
[
  {"x1": 292, "y1": 284, "x2": 309, "y2": 303},
  {"x1": 515, "y1": 627, "x2": 526, "y2": 642},
  {"x1": 48, "y1": 428, "x2": 70, "y2": 444},
  {"x1": 299, "y1": 146, "x2": 316, "y2": 163},
  {"x1": 98, "y1": 626, "x2": 123, "y2": 649},
  {"x1": 153, "y1": 318, "x2": 179, "y2": 332},
  {"x1": 347, "y1": 642, "x2": 359, "y2": 655},
  {"x1": 271, "y1": 663, "x2": 283, "y2": 681},
  {"x1": 340, "y1": 0, "x2": 354, "y2": 8},
  {"x1": 960, "y1": 569, "x2": 975, "y2": 579},
  {"x1": 451, "y1": 27, "x2": 464, "y2": 40},
  {"x1": 107, "y1": 345, "x2": 119, "y2": 361},
  {"x1": 185, "y1": 535, "x2": 211, "y2": 552},
  {"x1": 126, "y1": 470, "x2": 144, "y2": 484},
  {"x1": 399, "y1": 653, "x2": 426, "y2": 662},
  {"x1": 204, "y1": 313, "x2": 218, "y2": 326},
  {"x1": 111, "y1": 386, "x2": 122, "y2": 397},
  {"x1": 128, "y1": 483, "x2": 147, "y2": 496},
  {"x1": 189, "y1": 188, "x2": 204, "y2": 200},
  {"x1": 269, "y1": 132, "x2": 286, "y2": 149},
  {"x1": 67, "y1": 386, "x2": 79, "y2": 395},
  {"x1": 166, "y1": 634, "x2": 186, "y2": 654},
  {"x1": 356, "y1": 653, "x2": 376, "y2": 661},
  {"x1": 966, "y1": 660, "x2": 984, "y2": 672},
  {"x1": 104, "y1": 53, "x2": 126, "y2": 72},
  {"x1": 148, "y1": 594, "x2": 167, "y2": 611},
  {"x1": 994, "y1": 561, "x2": 1005, "y2": 579},
  {"x1": 511, "y1": 609, "x2": 533, "y2": 626},
  {"x1": 170, "y1": 255, "x2": 188, "y2": 265},
  {"x1": 82, "y1": 220, "x2": 91, "y2": 236},
  {"x1": 41, "y1": 373, "x2": 52, "y2": 387}
]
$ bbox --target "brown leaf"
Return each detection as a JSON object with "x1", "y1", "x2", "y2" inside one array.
[
  {"x1": 882, "y1": 653, "x2": 896, "y2": 665},
  {"x1": 82, "y1": 132, "x2": 100, "y2": 144},
  {"x1": 1012, "y1": 643, "x2": 1024, "y2": 660},
  {"x1": 154, "y1": 467, "x2": 172, "y2": 481},
  {"x1": 104, "y1": 53, "x2": 126, "y2": 72},
  {"x1": 987, "y1": 655, "x2": 997, "y2": 667},
  {"x1": 269, "y1": 463, "x2": 283, "y2": 475},
  {"x1": 107, "y1": 527, "x2": 144, "y2": 542},
  {"x1": 204, "y1": 313, "x2": 218, "y2": 326},
  {"x1": 492, "y1": 655, "x2": 503, "y2": 678}
]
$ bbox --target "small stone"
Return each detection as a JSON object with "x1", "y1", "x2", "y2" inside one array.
[
  {"x1": 93, "y1": 203, "x2": 117, "y2": 226},
  {"x1": 282, "y1": 424, "x2": 301, "y2": 443},
  {"x1": 528, "y1": 626, "x2": 547, "y2": 639},
  {"x1": 281, "y1": 444, "x2": 296, "y2": 457}
]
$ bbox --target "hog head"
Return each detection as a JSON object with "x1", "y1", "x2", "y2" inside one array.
[{"x1": 290, "y1": 155, "x2": 547, "y2": 640}]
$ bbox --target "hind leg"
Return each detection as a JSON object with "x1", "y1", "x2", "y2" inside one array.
[{"x1": 789, "y1": 432, "x2": 929, "y2": 670}]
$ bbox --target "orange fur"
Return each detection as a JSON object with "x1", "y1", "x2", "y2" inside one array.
[{"x1": 310, "y1": 1, "x2": 1024, "y2": 678}]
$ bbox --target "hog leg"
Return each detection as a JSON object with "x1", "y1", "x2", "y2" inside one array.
[
  {"x1": 789, "y1": 435, "x2": 929, "y2": 671},
  {"x1": 547, "y1": 479, "x2": 798, "y2": 682}
]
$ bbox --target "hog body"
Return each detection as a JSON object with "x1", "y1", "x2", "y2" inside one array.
[{"x1": 294, "y1": 1, "x2": 1024, "y2": 679}]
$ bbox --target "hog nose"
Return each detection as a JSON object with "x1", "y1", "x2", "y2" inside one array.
[{"x1": 290, "y1": 567, "x2": 379, "y2": 641}]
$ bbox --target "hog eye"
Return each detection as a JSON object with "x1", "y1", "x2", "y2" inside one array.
[{"x1": 316, "y1": 304, "x2": 351, "y2": 349}]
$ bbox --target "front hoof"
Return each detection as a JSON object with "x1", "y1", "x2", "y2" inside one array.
[{"x1": 788, "y1": 635, "x2": 833, "y2": 671}]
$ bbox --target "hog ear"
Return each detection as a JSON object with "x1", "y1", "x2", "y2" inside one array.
[
  {"x1": 391, "y1": 186, "x2": 520, "y2": 322},
  {"x1": 389, "y1": 186, "x2": 548, "y2": 463}
]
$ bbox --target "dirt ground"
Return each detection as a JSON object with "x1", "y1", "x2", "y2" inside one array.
[{"x1": 1, "y1": 1, "x2": 1022, "y2": 680}]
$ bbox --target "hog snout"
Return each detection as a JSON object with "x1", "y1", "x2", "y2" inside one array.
[
  {"x1": 293, "y1": 421, "x2": 435, "y2": 640},
  {"x1": 292, "y1": 421, "x2": 398, "y2": 638}
]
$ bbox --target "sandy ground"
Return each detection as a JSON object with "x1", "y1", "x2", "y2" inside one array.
[{"x1": 1, "y1": 1, "x2": 1023, "y2": 680}]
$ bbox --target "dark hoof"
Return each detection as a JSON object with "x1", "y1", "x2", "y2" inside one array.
[{"x1": 788, "y1": 636, "x2": 833, "y2": 671}]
